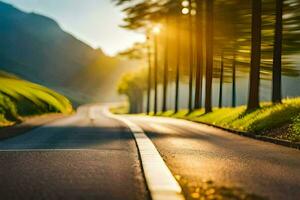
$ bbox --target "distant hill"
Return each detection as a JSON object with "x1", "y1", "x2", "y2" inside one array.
[{"x1": 0, "y1": 1, "x2": 141, "y2": 104}]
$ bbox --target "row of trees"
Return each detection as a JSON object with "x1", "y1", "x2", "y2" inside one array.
[{"x1": 114, "y1": 0, "x2": 300, "y2": 114}]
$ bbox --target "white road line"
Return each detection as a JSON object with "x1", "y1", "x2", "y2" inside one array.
[{"x1": 104, "y1": 108, "x2": 185, "y2": 200}]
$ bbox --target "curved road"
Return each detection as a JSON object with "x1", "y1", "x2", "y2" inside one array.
[
  {"x1": 126, "y1": 115, "x2": 300, "y2": 200},
  {"x1": 0, "y1": 104, "x2": 299, "y2": 200}
]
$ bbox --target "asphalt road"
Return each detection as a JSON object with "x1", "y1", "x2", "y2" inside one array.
[
  {"x1": 126, "y1": 115, "x2": 300, "y2": 200},
  {"x1": 0, "y1": 105, "x2": 150, "y2": 200},
  {"x1": 1, "y1": 105, "x2": 299, "y2": 200}
]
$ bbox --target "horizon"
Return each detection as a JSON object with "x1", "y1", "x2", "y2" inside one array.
[{"x1": 0, "y1": 0, "x2": 145, "y2": 56}]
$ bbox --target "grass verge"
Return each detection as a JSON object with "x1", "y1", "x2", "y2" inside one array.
[
  {"x1": 0, "y1": 71, "x2": 73, "y2": 127},
  {"x1": 111, "y1": 97, "x2": 300, "y2": 142},
  {"x1": 155, "y1": 98, "x2": 300, "y2": 142}
]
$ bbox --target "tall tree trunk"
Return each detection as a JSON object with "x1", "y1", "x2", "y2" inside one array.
[
  {"x1": 162, "y1": 18, "x2": 169, "y2": 112},
  {"x1": 188, "y1": 0, "x2": 194, "y2": 113},
  {"x1": 194, "y1": 0, "x2": 204, "y2": 110},
  {"x1": 219, "y1": 51, "x2": 224, "y2": 108},
  {"x1": 153, "y1": 34, "x2": 158, "y2": 115},
  {"x1": 232, "y1": 52, "x2": 236, "y2": 107},
  {"x1": 138, "y1": 91, "x2": 144, "y2": 113},
  {"x1": 247, "y1": 0, "x2": 262, "y2": 111},
  {"x1": 205, "y1": 0, "x2": 214, "y2": 113},
  {"x1": 146, "y1": 33, "x2": 152, "y2": 115},
  {"x1": 175, "y1": 15, "x2": 181, "y2": 113},
  {"x1": 272, "y1": 0, "x2": 283, "y2": 104},
  {"x1": 129, "y1": 94, "x2": 137, "y2": 114}
]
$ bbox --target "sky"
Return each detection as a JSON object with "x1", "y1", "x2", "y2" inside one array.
[{"x1": 1, "y1": 0, "x2": 145, "y2": 56}]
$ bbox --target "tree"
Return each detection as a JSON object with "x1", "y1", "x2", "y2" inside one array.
[
  {"x1": 174, "y1": 13, "x2": 181, "y2": 113},
  {"x1": 146, "y1": 33, "x2": 152, "y2": 114},
  {"x1": 162, "y1": 17, "x2": 169, "y2": 112},
  {"x1": 118, "y1": 72, "x2": 146, "y2": 114},
  {"x1": 247, "y1": 0, "x2": 262, "y2": 111},
  {"x1": 232, "y1": 52, "x2": 236, "y2": 107},
  {"x1": 219, "y1": 51, "x2": 224, "y2": 108},
  {"x1": 194, "y1": 0, "x2": 204, "y2": 110},
  {"x1": 153, "y1": 32, "x2": 159, "y2": 115},
  {"x1": 205, "y1": 0, "x2": 214, "y2": 113},
  {"x1": 188, "y1": 0, "x2": 194, "y2": 113},
  {"x1": 272, "y1": 0, "x2": 283, "y2": 104}
]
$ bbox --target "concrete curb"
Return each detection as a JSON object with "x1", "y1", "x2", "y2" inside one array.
[
  {"x1": 189, "y1": 120, "x2": 300, "y2": 150},
  {"x1": 105, "y1": 109, "x2": 185, "y2": 200}
]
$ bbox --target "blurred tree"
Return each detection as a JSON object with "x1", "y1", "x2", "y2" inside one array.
[
  {"x1": 205, "y1": 0, "x2": 214, "y2": 113},
  {"x1": 174, "y1": 15, "x2": 181, "y2": 113},
  {"x1": 114, "y1": 0, "x2": 300, "y2": 113},
  {"x1": 194, "y1": 0, "x2": 205, "y2": 110},
  {"x1": 219, "y1": 51, "x2": 224, "y2": 108},
  {"x1": 162, "y1": 18, "x2": 169, "y2": 112},
  {"x1": 248, "y1": 0, "x2": 262, "y2": 111},
  {"x1": 118, "y1": 71, "x2": 147, "y2": 113},
  {"x1": 272, "y1": 0, "x2": 283, "y2": 103},
  {"x1": 187, "y1": 0, "x2": 195, "y2": 113}
]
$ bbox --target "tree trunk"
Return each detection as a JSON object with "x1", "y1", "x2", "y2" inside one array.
[
  {"x1": 272, "y1": 0, "x2": 283, "y2": 104},
  {"x1": 146, "y1": 34, "x2": 152, "y2": 114},
  {"x1": 232, "y1": 52, "x2": 236, "y2": 107},
  {"x1": 137, "y1": 91, "x2": 144, "y2": 113},
  {"x1": 219, "y1": 52, "x2": 224, "y2": 108},
  {"x1": 129, "y1": 95, "x2": 137, "y2": 114},
  {"x1": 247, "y1": 0, "x2": 262, "y2": 111},
  {"x1": 153, "y1": 34, "x2": 158, "y2": 115},
  {"x1": 194, "y1": 0, "x2": 204, "y2": 110},
  {"x1": 175, "y1": 15, "x2": 181, "y2": 113},
  {"x1": 205, "y1": 0, "x2": 214, "y2": 113},
  {"x1": 188, "y1": 0, "x2": 194, "y2": 113},
  {"x1": 162, "y1": 18, "x2": 169, "y2": 112}
]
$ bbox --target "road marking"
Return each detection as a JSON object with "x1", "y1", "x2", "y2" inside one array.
[{"x1": 104, "y1": 109, "x2": 185, "y2": 200}]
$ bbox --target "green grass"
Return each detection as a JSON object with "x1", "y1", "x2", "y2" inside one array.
[
  {"x1": 155, "y1": 98, "x2": 300, "y2": 142},
  {"x1": 109, "y1": 103, "x2": 129, "y2": 115},
  {"x1": 288, "y1": 114, "x2": 300, "y2": 142},
  {"x1": 110, "y1": 98, "x2": 300, "y2": 142},
  {"x1": 0, "y1": 71, "x2": 73, "y2": 127}
]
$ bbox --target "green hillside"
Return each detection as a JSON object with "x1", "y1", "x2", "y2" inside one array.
[{"x1": 0, "y1": 71, "x2": 73, "y2": 127}]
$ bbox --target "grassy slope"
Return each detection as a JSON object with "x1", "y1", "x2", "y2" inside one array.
[
  {"x1": 0, "y1": 71, "x2": 73, "y2": 127},
  {"x1": 155, "y1": 98, "x2": 300, "y2": 142}
]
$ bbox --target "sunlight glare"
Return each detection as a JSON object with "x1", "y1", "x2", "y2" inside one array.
[
  {"x1": 182, "y1": 8, "x2": 189, "y2": 15},
  {"x1": 152, "y1": 25, "x2": 161, "y2": 35},
  {"x1": 181, "y1": 1, "x2": 189, "y2": 8}
]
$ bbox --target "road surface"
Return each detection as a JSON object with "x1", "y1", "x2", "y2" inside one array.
[
  {"x1": 0, "y1": 105, "x2": 150, "y2": 200},
  {"x1": 0, "y1": 104, "x2": 299, "y2": 200},
  {"x1": 126, "y1": 115, "x2": 300, "y2": 200}
]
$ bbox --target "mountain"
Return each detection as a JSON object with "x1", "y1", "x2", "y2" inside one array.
[{"x1": 0, "y1": 1, "x2": 141, "y2": 104}]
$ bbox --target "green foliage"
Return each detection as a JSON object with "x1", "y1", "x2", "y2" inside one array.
[
  {"x1": 289, "y1": 114, "x2": 300, "y2": 142},
  {"x1": 0, "y1": 94, "x2": 19, "y2": 122},
  {"x1": 161, "y1": 98, "x2": 300, "y2": 135},
  {"x1": 109, "y1": 103, "x2": 129, "y2": 115},
  {"x1": 0, "y1": 71, "x2": 73, "y2": 126},
  {"x1": 117, "y1": 70, "x2": 147, "y2": 114},
  {"x1": 117, "y1": 70, "x2": 147, "y2": 95}
]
